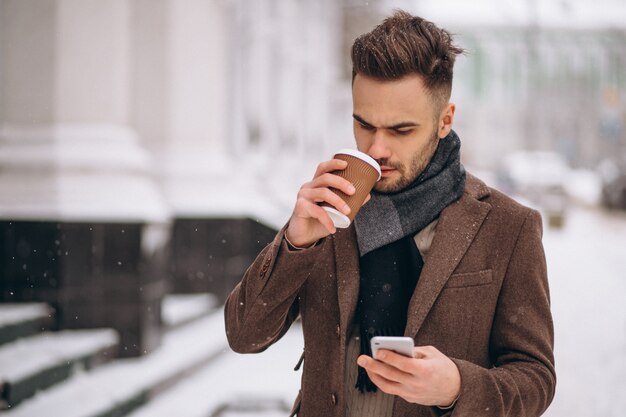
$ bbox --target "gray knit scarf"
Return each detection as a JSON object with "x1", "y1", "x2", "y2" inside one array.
[{"x1": 354, "y1": 129, "x2": 466, "y2": 256}]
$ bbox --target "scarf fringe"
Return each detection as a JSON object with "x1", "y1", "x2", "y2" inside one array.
[{"x1": 355, "y1": 327, "x2": 398, "y2": 393}]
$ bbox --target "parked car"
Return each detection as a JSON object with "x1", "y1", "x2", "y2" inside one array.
[
  {"x1": 601, "y1": 174, "x2": 626, "y2": 209},
  {"x1": 496, "y1": 151, "x2": 570, "y2": 228},
  {"x1": 598, "y1": 158, "x2": 626, "y2": 210}
]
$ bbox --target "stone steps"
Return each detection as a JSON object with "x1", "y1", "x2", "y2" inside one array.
[
  {"x1": 0, "y1": 309, "x2": 227, "y2": 417},
  {"x1": 0, "y1": 304, "x2": 54, "y2": 346},
  {"x1": 0, "y1": 328, "x2": 119, "y2": 409},
  {"x1": 126, "y1": 322, "x2": 302, "y2": 417}
]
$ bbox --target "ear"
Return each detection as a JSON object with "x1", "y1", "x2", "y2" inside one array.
[{"x1": 438, "y1": 103, "x2": 456, "y2": 139}]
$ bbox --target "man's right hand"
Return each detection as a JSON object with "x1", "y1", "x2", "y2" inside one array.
[{"x1": 285, "y1": 158, "x2": 358, "y2": 248}]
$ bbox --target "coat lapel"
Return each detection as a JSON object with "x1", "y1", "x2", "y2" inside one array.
[
  {"x1": 334, "y1": 226, "x2": 360, "y2": 340},
  {"x1": 405, "y1": 176, "x2": 491, "y2": 338}
]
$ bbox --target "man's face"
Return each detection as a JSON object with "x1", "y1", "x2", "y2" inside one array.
[{"x1": 352, "y1": 74, "x2": 444, "y2": 194}]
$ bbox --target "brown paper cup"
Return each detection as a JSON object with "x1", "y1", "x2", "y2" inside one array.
[{"x1": 321, "y1": 149, "x2": 381, "y2": 228}]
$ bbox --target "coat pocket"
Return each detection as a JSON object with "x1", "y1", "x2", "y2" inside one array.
[
  {"x1": 289, "y1": 389, "x2": 302, "y2": 417},
  {"x1": 445, "y1": 269, "x2": 493, "y2": 289}
]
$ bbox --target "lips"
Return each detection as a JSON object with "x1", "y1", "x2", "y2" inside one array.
[{"x1": 380, "y1": 167, "x2": 396, "y2": 177}]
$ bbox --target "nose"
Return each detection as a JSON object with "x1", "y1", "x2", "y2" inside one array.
[{"x1": 366, "y1": 130, "x2": 391, "y2": 161}]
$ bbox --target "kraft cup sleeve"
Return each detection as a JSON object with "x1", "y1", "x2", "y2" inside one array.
[{"x1": 320, "y1": 151, "x2": 380, "y2": 228}]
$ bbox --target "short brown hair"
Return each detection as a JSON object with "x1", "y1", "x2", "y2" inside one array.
[{"x1": 351, "y1": 10, "x2": 464, "y2": 111}]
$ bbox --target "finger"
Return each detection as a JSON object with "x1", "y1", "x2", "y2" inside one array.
[
  {"x1": 305, "y1": 203, "x2": 337, "y2": 235},
  {"x1": 294, "y1": 198, "x2": 337, "y2": 234},
  {"x1": 299, "y1": 188, "x2": 351, "y2": 216},
  {"x1": 313, "y1": 159, "x2": 348, "y2": 179},
  {"x1": 309, "y1": 173, "x2": 355, "y2": 196},
  {"x1": 375, "y1": 349, "x2": 417, "y2": 371},
  {"x1": 358, "y1": 354, "x2": 411, "y2": 384},
  {"x1": 366, "y1": 369, "x2": 403, "y2": 396},
  {"x1": 362, "y1": 193, "x2": 371, "y2": 206}
]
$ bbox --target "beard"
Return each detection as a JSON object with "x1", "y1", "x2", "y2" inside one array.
[{"x1": 374, "y1": 128, "x2": 440, "y2": 194}]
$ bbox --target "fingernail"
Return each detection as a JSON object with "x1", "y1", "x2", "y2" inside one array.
[
  {"x1": 378, "y1": 352, "x2": 386, "y2": 360},
  {"x1": 348, "y1": 185, "x2": 356, "y2": 194},
  {"x1": 357, "y1": 357, "x2": 367, "y2": 367},
  {"x1": 343, "y1": 204, "x2": 351, "y2": 214}
]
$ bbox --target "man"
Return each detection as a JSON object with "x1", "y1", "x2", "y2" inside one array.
[{"x1": 225, "y1": 10, "x2": 555, "y2": 417}]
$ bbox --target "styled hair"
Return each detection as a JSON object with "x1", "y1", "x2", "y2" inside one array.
[{"x1": 351, "y1": 10, "x2": 464, "y2": 112}]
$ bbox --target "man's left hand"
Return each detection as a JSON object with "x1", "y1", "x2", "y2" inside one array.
[{"x1": 357, "y1": 345, "x2": 461, "y2": 407}]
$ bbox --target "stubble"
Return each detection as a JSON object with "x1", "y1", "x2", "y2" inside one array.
[{"x1": 374, "y1": 129, "x2": 440, "y2": 194}]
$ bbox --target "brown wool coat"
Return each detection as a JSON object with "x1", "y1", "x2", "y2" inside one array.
[{"x1": 224, "y1": 173, "x2": 556, "y2": 417}]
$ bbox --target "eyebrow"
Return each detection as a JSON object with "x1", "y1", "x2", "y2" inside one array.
[{"x1": 352, "y1": 114, "x2": 419, "y2": 130}]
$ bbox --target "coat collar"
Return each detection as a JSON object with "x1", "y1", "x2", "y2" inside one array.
[{"x1": 334, "y1": 173, "x2": 492, "y2": 340}]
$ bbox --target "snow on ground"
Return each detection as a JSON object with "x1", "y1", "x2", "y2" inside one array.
[
  {"x1": 542, "y1": 206, "x2": 626, "y2": 417},
  {"x1": 127, "y1": 324, "x2": 303, "y2": 417},
  {"x1": 0, "y1": 304, "x2": 52, "y2": 328},
  {"x1": 0, "y1": 313, "x2": 226, "y2": 417},
  {"x1": 565, "y1": 169, "x2": 603, "y2": 207},
  {"x1": 0, "y1": 329, "x2": 118, "y2": 382}
]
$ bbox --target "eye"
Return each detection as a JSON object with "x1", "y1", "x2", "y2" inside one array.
[{"x1": 395, "y1": 129, "x2": 413, "y2": 136}]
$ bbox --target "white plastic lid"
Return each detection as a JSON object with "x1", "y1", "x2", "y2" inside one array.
[{"x1": 334, "y1": 148, "x2": 382, "y2": 180}]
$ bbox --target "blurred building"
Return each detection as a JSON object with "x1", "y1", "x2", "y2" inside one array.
[
  {"x1": 2, "y1": 0, "x2": 624, "y2": 356},
  {"x1": 0, "y1": 0, "x2": 353, "y2": 358},
  {"x1": 0, "y1": 0, "x2": 173, "y2": 357},
  {"x1": 1, "y1": 1, "x2": 624, "y2": 414},
  {"x1": 393, "y1": 0, "x2": 626, "y2": 170}
]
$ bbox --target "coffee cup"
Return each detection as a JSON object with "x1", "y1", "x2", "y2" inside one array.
[{"x1": 321, "y1": 149, "x2": 381, "y2": 228}]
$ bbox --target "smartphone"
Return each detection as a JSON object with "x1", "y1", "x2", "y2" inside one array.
[{"x1": 370, "y1": 336, "x2": 415, "y2": 359}]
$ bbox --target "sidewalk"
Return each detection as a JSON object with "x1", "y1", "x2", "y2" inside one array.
[{"x1": 127, "y1": 323, "x2": 303, "y2": 417}]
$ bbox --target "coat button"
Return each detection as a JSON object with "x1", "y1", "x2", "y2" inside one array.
[
  {"x1": 331, "y1": 393, "x2": 337, "y2": 405},
  {"x1": 261, "y1": 257, "x2": 271, "y2": 270},
  {"x1": 260, "y1": 258, "x2": 271, "y2": 278}
]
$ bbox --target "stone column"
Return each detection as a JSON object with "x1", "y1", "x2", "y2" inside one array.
[
  {"x1": 229, "y1": 0, "x2": 347, "y2": 208},
  {"x1": 128, "y1": 0, "x2": 279, "y2": 299},
  {"x1": 0, "y1": 0, "x2": 170, "y2": 357}
]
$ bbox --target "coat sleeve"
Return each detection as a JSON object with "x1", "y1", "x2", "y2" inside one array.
[
  {"x1": 450, "y1": 209, "x2": 556, "y2": 416},
  {"x1": 224, "y1": 225, "x2": 330, "y2": 353}
]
